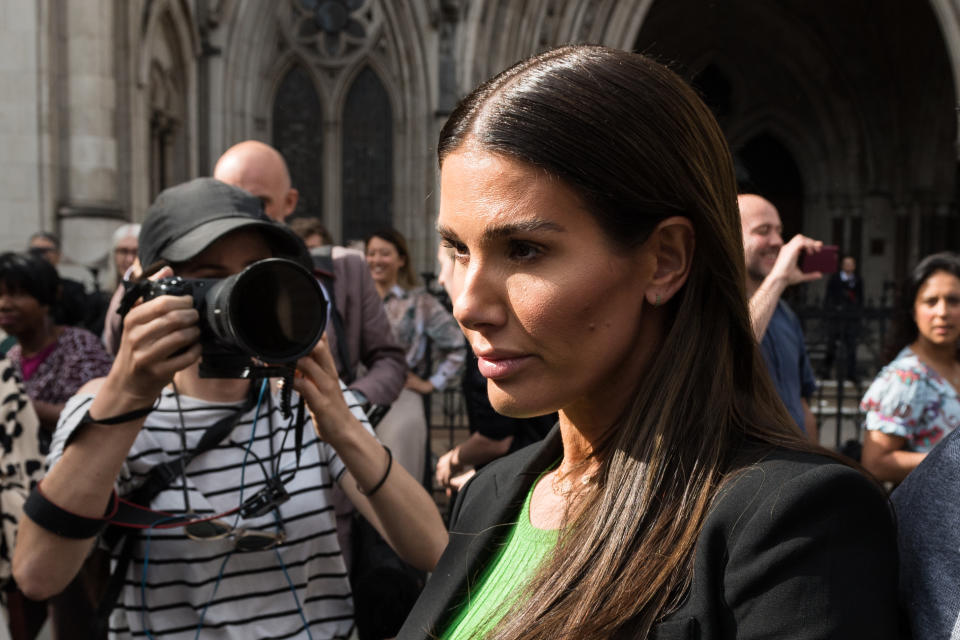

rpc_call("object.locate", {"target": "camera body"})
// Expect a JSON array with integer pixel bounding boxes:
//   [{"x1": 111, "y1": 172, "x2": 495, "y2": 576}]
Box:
[{"x1": 137, "y1": 258, "x2": 327, "y2": 378}]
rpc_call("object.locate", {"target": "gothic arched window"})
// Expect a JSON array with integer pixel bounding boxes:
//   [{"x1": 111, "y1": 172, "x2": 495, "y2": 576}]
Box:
[
  {"x1": 341, "y1": 66, "x2": 392, "y2": 242},
  {"x1": 272, "y1": 64, "x2": 324, "y2": 217}
]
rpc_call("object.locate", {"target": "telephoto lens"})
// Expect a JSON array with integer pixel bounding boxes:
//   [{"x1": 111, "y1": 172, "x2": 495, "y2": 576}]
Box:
[{"x1": 202, "y1": 257, "x2": 327, "y2": 364}]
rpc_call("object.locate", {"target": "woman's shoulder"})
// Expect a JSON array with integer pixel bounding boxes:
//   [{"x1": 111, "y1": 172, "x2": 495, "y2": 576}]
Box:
[
  {"x1": 861, "y1": 347, "x2": 935, "y2": 405},
  {"x1": 710, "y1": 446, "x2": 888, "y2": 535},
  {"x1": 872, "y1": 347, "x2": 927, "y2": 384}
]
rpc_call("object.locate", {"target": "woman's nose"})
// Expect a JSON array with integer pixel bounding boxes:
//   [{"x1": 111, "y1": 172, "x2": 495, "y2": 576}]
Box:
[{"x1": 453, "y1": 261, "x2": 505, "y2": 332}]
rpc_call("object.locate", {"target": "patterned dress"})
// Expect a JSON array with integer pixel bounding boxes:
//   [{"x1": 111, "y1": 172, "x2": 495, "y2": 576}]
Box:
[
  {"x1": 0, "y1": 359, "x2": 44, "y2": 586},
  {"x1": 7, "y1": 326, "x2": 112, "y2": 451},
  {"x1": 860, "y1": 347, "x2": 960, "y2": 452}
]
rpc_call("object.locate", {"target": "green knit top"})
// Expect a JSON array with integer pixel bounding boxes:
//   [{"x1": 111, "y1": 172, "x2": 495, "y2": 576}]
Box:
[{"x1": 441, "y1": 478, "x2": 559, "y2": 640}]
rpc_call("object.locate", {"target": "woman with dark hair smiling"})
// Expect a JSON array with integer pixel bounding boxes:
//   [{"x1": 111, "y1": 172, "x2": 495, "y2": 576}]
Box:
[
  {"x1": 366, "y1": 228, "x2": 466, "y2": 478},
  {"x1": 397, "y1": 45, "x2": 900, "y2": 639}
]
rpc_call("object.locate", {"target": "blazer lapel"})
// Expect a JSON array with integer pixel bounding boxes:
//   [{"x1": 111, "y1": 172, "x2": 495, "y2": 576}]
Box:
[{"x1": 398, "y1": 427, "x2": 562, "y2": 639}]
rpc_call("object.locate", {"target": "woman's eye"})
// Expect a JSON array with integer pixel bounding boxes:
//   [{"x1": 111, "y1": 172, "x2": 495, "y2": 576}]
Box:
[
  {"x1": 441, "y1": 239, "x2": 469, "y2": 263},
  {"x1": 508, "y1": 240, "x2": 542, "y2": 262}
]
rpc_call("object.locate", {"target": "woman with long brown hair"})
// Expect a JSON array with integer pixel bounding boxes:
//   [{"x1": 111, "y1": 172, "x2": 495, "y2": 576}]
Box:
[{"x1": 397, "y1": 45, "x2": 899, "y2": 639}]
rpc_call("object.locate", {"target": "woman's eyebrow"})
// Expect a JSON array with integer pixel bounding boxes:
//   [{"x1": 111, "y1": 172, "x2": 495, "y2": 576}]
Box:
[{"x1": 436, "y1": 219, "x2": 565, "y2": 243}]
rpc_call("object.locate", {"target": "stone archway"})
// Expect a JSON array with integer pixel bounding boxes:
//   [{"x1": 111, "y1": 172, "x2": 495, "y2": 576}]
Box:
[
  {"x1": 131, "y1": 0, "x2": 200, "y2": 216},
  {"x1": 632, "y1": 0, "x2": 957, "y2": 293},
  {"x1": 214, "y1": 0, "x2": 435, "y2": 263}
]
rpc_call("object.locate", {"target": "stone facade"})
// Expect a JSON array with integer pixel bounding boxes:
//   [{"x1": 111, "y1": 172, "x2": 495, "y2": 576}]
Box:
[{"x1": 0, "y1": 0, "x2": 958, "y2": 298}]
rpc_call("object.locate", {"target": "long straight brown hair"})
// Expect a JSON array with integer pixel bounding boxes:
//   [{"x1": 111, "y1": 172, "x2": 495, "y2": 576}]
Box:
[{"x1": 438, "y1": 45, "x2": 816, "y2": 639}]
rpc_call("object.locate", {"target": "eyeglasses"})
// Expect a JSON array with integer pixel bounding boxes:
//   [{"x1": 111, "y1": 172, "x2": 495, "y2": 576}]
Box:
[{"x1": 184, "y1": 517, "x2": 286, "y2": 552}]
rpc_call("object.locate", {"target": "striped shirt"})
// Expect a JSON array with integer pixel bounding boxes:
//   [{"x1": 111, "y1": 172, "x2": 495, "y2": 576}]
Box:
[{"x1": 49, "y1": 382, "x2": 373, "y2": 639}]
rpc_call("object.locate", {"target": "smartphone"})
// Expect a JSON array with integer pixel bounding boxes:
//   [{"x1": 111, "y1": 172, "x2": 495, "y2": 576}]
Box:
[{"x1": 799, "y1": 244, "x2": 838, "y2": 274}]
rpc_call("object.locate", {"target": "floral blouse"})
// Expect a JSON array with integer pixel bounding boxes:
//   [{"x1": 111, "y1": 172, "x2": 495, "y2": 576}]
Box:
[
  {"x1": 383, "y1": 285, "x2": 466, "y2": 391},
  {"x1": 860, "y1": 347, "x2": 960, "y2": 453}
]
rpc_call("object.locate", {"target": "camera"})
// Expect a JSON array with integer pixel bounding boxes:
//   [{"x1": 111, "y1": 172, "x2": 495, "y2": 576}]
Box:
[{"x1": 134, "y1": 258, "x2": 327, "y2": 378}]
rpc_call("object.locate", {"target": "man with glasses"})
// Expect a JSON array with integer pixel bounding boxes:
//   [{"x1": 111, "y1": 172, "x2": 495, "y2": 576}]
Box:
[
  {"x1": 12, "y1": 179, "x2": 446, "y2": 639},
  {"x1": 27, "y1": 231, "x2": 91, "y2": 329}
]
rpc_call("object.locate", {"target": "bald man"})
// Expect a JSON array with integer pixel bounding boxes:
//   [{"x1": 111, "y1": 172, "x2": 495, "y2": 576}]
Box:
[
  {"x1": 214, "y1": 140, "x2": 406, "y2": 409},
  {"x1": 739, "y1": 194, "x2": 822, "y2": 443},
  {"x1": 213, "y1": 141, "x2": 299, "y2": 221}
]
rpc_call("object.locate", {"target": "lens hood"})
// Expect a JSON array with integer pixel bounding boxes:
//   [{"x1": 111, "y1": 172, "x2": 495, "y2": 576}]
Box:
[{"x1": 203, "y1": 258, "x2": 327, "y2": 364}]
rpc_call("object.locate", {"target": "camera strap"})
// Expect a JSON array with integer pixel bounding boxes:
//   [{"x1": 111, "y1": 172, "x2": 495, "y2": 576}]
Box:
[
  {"x1": 310, "y1": 249, "x2": 355, "y2": 384},
  {"x1": 95, "y1": 387, "x2": 259, "y2": 631}
]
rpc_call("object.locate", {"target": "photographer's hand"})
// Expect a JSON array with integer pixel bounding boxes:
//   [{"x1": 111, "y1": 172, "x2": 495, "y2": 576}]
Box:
[
  {"x1": 104, "y1": 266, "x2": 202, "y2": 409},
  {"x1": 292, "y1": 337, "x2": 358, "y2": 442},
  {"x1": 293, "y1": 339, "x2": 447, "y2": 571}
]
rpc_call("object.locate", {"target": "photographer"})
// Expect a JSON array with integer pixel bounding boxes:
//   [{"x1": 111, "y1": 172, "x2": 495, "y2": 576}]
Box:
[{"x1": 12, "y1": 178, "x2": 445, "y2": 639}]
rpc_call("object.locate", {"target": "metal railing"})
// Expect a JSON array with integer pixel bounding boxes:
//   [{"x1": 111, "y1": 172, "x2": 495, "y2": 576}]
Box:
[{"x1": 796, "y1": 305, "x2": 895, "y2": 450}]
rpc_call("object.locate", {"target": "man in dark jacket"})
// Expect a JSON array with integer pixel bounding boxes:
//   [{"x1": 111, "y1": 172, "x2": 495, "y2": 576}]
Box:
[{"x1": 822, "y1": 255, "x2": 864, "y2": 382}]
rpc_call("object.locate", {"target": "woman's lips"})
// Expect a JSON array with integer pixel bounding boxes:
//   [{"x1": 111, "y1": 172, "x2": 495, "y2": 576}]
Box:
[{"x1": 475, "y1": 353, "x2": 532, "y2": 380}]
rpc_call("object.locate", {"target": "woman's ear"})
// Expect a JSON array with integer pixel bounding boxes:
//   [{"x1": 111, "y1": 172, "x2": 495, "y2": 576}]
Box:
[{"x1": 643, "y1": 216, "x2": 694, "y2": 307}]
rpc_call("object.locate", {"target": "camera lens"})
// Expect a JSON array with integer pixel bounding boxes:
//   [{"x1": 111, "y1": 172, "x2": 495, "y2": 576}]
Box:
[{"x1": 204, "y1": 259, "x2": 326, "y2": 362}]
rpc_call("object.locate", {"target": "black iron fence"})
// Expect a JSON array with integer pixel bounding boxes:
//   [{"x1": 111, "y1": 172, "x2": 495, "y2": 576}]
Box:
[{"x1": 796, "y1": 305, "x2": 896, "y2": 450}]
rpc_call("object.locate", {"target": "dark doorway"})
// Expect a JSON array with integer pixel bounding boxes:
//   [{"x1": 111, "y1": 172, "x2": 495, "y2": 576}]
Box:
[{"x1": 735, "y1": 133, "x2": 805, "y2": 238}]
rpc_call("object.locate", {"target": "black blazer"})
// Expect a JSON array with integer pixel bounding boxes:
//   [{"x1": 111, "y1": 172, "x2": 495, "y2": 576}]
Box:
[{"x1": 398, "y1": 429, "x2": 902, "y2": 639}]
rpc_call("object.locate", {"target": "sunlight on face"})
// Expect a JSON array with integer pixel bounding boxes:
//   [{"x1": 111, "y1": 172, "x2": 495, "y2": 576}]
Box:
[{"x1": 437, "y1": 147, "x2": 658, "y2": 428}]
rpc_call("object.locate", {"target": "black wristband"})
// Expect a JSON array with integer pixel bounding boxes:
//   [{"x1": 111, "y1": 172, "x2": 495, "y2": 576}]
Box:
[
  {"x1": 24, "y1": 483, "x2": 119, "y2": 539},
  {"x1": 356, "y1": 445, "x2": 393, "y2": 497},
  {"x1": 79, "y1": 403, "x2": 156, "y2": 427}
]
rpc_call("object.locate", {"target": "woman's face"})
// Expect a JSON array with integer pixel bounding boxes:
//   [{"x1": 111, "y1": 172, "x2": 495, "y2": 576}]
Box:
[
  {"x1": 366, "y1": 236, "x2": 404, "y2": 287},
  {"x1": 438, "y1": 148, "x2": 659, "y2": 427},
  {"x1": 913, "y1": 270, "x2": 960, "y2": 349},
  {"x1": 0, "y1": 283, "x2": 48, "y2": 337}
]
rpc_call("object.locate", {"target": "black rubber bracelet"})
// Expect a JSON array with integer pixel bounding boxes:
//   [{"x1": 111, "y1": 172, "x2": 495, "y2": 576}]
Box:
[
  {"x1": 357, "y1": 445, "x2": 393, "y2": 497},
  {"x1": 79, "y1": 403, "x2": 156, "y2": 426},
  {"x1": 24, "y1": 483, "x2": 119, "y2": 539}
]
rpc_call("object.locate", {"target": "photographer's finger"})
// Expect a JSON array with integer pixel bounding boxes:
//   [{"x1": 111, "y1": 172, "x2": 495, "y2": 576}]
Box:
[
  {"x1": 309, "y1": 337, "x2": 340, "y2": 380},
  {"x1": 147, "y1": 266, "x2": 174, "y2": 282},
  {"x1": 295, "y1": 353, "x2": 335, "y2": 394},
  {"x1": 160, "y1": 341, "x2": 202, "y2": 375},
  {"x1": 143, "y1": 324, "x2": 202, "y2": 360},
  {"x1": 124, "y1": 306, "x2": 199, "y2": 352},
  {"x1": 124, "y1": 294, "x2": 196, "y2": 328}
]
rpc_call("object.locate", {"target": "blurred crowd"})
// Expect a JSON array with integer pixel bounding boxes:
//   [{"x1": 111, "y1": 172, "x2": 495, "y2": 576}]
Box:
[{"x1": 0, "y1": 130, "x2": 955, "y2": 640}]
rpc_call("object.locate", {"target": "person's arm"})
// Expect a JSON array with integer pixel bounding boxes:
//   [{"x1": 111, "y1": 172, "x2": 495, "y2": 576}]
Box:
[
  {"x1": 861, "y1": 431, "x2": 925, "y2": 483},
  {"x1": 749, "y1": 234, "x2": 823, "y2": 341},
  {"x1": 436, "y1": 432, "x2": 513, "y2": 488},
  {"x1": 30, "y1": 399, "x2": 65, "y2": 434},
  {"x1": 293, "y1": 339, "x2": 447, "y2": 572},
  {"x1": 412, "y1": 294, "x2": 466, "y2": 393},
  {"x1": 13, "y1": 286, "x2": 200, "y2": 600}
]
